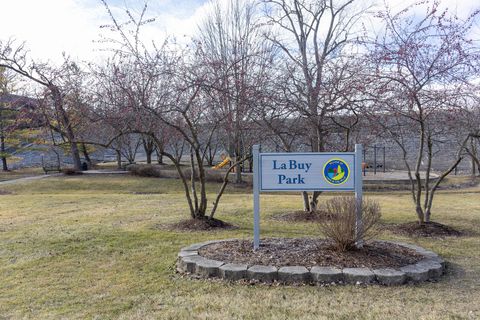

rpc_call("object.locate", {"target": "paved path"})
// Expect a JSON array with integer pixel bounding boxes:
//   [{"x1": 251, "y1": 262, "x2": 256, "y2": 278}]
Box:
[
  {"x1": 362, "y1": 170, "x2": 439, "y2": 181},
  {"x1": 0, "y1": 170, "x2": 128, "y2": 186},
  {"x1": 0, "y1": 168, "x2": 438, "y2": 186},
  {"x1": 0, "y1": 173, "x2": 62, "y2": 186},
  {"x1": 82, "y1": 170, "x2": 128, "y2": 175}
]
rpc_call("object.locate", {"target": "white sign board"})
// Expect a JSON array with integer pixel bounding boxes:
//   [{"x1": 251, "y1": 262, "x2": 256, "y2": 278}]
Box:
[
  {"x1": 252, "y1": 145, "x2": 363, "y2": 250},
  {"x1": 259, "y1": 153, "x2": 356, "y2": 191}
]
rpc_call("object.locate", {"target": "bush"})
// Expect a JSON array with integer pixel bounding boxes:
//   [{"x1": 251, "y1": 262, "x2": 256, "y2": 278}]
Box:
[
  {"x1": 204, "y1": 169, "x2": 226, "y2": 183},
  {"x1": 318, "y1": 196, "x2": 381, "y2": 251},
  {"x1": 128, "y1": 164, "x2": 229, "y2": 182},
  {"x1": 61, "y1": 168, "x2": 82, "y2": 175},
  {"x1": 127, "y1": 164, "x2": 252, "y2": 185},
  {"x1": 127, "y1": 164, "x2": 162, "y2": 177}
]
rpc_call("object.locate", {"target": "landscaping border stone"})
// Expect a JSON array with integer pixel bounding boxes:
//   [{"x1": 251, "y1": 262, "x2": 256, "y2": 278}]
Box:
[
  {"x1": 310, "y1": 266, "x2": 343, "y2": 283},
  {"x1": 399, "y1": 264, "x2": 430, "y2": 282},
  {"x1": 278, "y1": 266, "x2": 310, "y2": 283},
  {"x1": 195, "y1": 259, "x2": 224, "y2": 277},
  {"x1": 219, "y1": 263, "x2": 248, "y2": 281},
  {"x1": 177, "y1": 239, "x2": 445, "y2": 285},
  {"x1": 372, "y1": 268, "x2": 406, "y2": 285},
  {"x1": 343, "y1": 268, "x2": 375, "y2": 284},
  {"x1": 247, "y1": 265, "x2": 278, "y2": 282}
]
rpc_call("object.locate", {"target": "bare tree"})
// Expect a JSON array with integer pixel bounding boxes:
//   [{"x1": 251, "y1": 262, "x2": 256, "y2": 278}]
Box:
[
  {"x1": 197, "y1": 0, "x2": 274, "y2": 183},
  {"x1": 367, "y1": 1, "x2": 480, "y2": 223},
  {"x1": 0, "y1": 40, "x2": 86, "y2": 170},
  {"x1": 251, "y1": 64, "x2": 305, "y2": 152},
  {"x1": 261, "y1": 0, "x2": 369, "y2": 212},
  {"x1": 459, "y1": 93, "x2": 480, "y2": 176},
  {"x1": 98, "y1": 1, "x2": 254, "y2": 221},
  {"x1": 0, "y1": 67, "x2": 17, "y2": 171}
]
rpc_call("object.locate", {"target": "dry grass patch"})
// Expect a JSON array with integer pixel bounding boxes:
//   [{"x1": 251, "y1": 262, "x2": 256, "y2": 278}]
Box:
[
  {"x1": 0, "y1": 175, "x2": 479, "y2": 319},
  {"x1": 0, "y1": 167, "x2": 43, "y2": 182}
]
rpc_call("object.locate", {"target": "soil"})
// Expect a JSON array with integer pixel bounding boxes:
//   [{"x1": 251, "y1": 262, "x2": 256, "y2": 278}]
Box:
[
  {"x1": 0, "y1": 189, "x2": 13, "y2": 195},
  {"x1": 160, "y1": 217, "x2": 237, "y2": 231},
  {"x1": 199, "y1": 238, "x2": 423, "y2": 268},
  {"x1": 271, "y1": 210, "x2": 330, "y2": 222},
  {"x1": 384, "y1": 221, "x2": 464, "y2": 237}
]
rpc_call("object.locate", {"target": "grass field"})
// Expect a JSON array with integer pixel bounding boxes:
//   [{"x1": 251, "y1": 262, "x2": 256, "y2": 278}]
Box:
[
  {"x1": 0, "y1": 167, "x2": 44, "y2": 182},
  {"x1": 0, "y1": 175, "x2": 479, "y2": 319}
]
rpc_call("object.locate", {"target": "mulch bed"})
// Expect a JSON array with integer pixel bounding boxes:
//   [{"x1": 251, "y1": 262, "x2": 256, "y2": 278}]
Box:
[
  {"x1": 199, "y1": 238, "x2": 423, "y2": 268},
  {"x1": 384, "y1": 221, "x2": 464, "y2": 237},
  {"x1": 158, "y1": 217, "x2": 238, "y2": 231},
  {"x1": 271, "y1": 210, "x2": 330, "y2": 222}
]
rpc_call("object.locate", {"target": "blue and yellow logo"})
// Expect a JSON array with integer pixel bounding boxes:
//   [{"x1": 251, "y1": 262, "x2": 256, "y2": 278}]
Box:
[{"x1": 323, "y1": 159, "x2": 350, "y2": 185}]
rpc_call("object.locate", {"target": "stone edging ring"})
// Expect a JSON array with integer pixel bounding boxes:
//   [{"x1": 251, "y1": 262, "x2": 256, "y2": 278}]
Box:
[{"x1": 176, "y1": 239, "x2": 445, "y2": 285}]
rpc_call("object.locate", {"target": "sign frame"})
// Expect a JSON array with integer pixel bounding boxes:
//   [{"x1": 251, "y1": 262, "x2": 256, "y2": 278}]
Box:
[
  {"x1": 259, "y1": 152, "x2": 356, "y2": 192},
  {"x1": 252, "y1": 144, "x2": 363, "y2": 250}
]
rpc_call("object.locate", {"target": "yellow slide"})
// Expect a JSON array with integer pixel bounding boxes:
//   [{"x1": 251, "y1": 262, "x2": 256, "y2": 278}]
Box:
[{"x1": 212, "y1": 156, "x2": 231, "y2": 169}]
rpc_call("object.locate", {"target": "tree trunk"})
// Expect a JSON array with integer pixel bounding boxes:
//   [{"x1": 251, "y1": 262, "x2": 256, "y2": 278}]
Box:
[
  {"x1": 231, "y1": 141, "x2": 242, "y2": 184},
  {"x1": 81, "y1": 143, "x2": 91, "y2": 167},
  {"x1": 1, "y1": 134, "x2": 7, "y2": 171},
  {"x1": 416, "y1": 206, "x2": 425, "y2": 224},
  {"x1": 51, "y1": 86, "x2": 82, "y2": 171},
  {"x1": 423, "y1": 136, "x2": 433, "y2": 216},
  {"x1": 234, "y1": 139, "x2": 242, "y2": 184},
  {"x1": 190, "y1": 148, "x2": 199, "y2": 217},
  {"x1": 160, "y1": 149, "x2": 195, "y2": 218},
  {"x1": 309, "y1": 191, "x2": 322, "y2": 212},
  {"x1": 69, "y1": 141, "x2": 82, "y2": 171},
  {"x1": 302, "y1": 191, "x2": 310, "y2": 212},
  {"x1": 235, "y1": 154, "x2": 242, "y2": 183},
  {"x1": 471, "y1": 138, "x2": 478, "y2": 176},
  {"x1": 413, "y1": 118, "x2": 426, "y2": 223},
  {"x1": 301, "y1": 124, "x2": 324, "y2": 213},
  {"x1": 154, "y1": 142, "x2": 164, "y2": 164},
  {"x1": 206, "y1": 144, "x2": 218, "y2": 166},
  {"x1": 473, "y1": 157, "x2": 477, "y2": 176},
  {"x1": 424, "y1": 145, "x2": 465, "y2": 224},
  {"x1": 424, "y1": 208, "x2": 431, "y2": 223},
  {"x1": 210, "y1": 156, "x2": 251, "y2": 219},
  {"x1": 142, "y1": 137, "x2": 155, "y2": 164},
  {"x1": 157, "y1": 151, "x2": 163, "y2": 164},
  {"x1": 197, "y1": 151, "x2": 208, "y2": 216},
  {"x1": 174, "y1": 141, "x2": 185, "y2": 163},
  {"x1": 146, "y1": 151, "x2": 152, "y2": 164},
  {"x1": 116, "y1": 150, "x2": 122, "y2": 169}
]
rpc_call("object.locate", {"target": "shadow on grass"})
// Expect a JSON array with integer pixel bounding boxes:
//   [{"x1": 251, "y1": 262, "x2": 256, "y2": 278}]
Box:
[{"x1": 443, "y1": 262, "x2": 467, "y2": 281}]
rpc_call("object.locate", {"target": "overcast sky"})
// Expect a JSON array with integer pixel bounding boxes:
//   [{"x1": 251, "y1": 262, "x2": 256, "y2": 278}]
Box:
[{"x1": 0, "y1": 0, "x2": 477, "y2": 63}]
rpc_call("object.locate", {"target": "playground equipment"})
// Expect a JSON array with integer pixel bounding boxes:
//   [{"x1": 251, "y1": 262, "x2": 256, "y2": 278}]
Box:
[
  {"x1": 362, "y1": 144, "x2": 386, "y2": 176},
  {"x1": 212, "y1": 154, "x2": 231, "y2": 170}
]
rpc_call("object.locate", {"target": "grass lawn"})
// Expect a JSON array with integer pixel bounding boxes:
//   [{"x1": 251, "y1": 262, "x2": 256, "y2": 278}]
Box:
[
  {"x1": 0, "y1": 167, "x2": 44, "y2": 182},
  {"x1": 0, "y1": 175, "x2": 479, "y2": 319}
]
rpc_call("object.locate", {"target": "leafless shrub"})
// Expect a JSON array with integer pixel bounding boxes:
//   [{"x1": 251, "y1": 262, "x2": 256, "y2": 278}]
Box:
[
  {"x1": 127, "y1": 164, "x2": 162, "y2": 177},
  {"x1": 61, "y1": 168, "x2": 82, "y2": 175},
  {"x1": 203, "y1": 169, "x2": 227, "y2": 183},
  {"x1": 319, "y1": 196, "x2": 381, "y2": 252},
  {"x1": 127, "y1": 164, "x2": 225, "y2": 183}
]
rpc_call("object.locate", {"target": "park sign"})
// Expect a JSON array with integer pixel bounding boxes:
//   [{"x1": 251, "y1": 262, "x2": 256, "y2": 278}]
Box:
[
  {"x1": 259, "y1": 153, "x2": 356, "y2": 191},
  {"x1": 252, "y1": 144, "x2": 363, "y2": 250}
]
